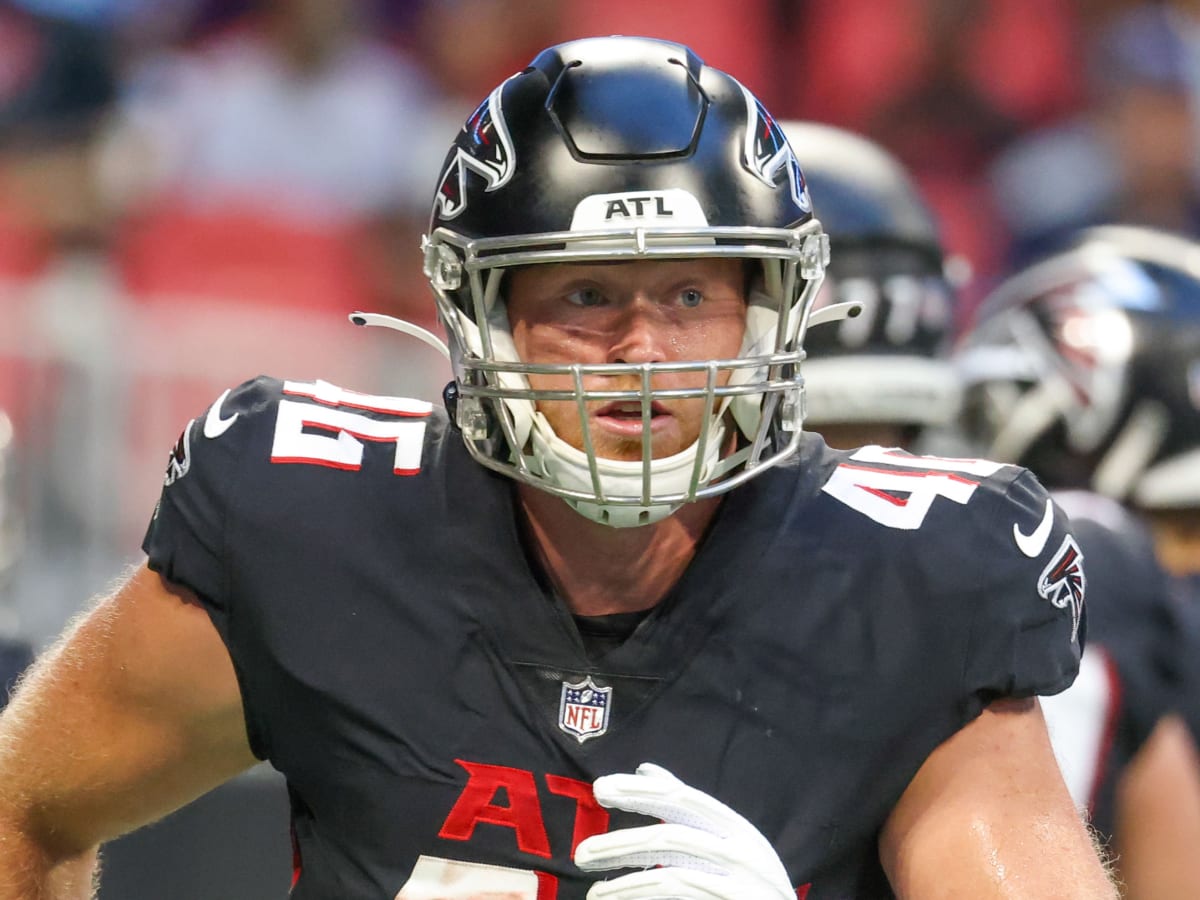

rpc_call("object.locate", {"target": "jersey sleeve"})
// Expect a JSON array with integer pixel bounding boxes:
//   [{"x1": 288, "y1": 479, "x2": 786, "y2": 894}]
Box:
[
  {"x1": 961, "y1": 469, "x2": 1085, "y2": 702},
  {"x1": 142, "y1": 376, "x2": 277, "y2": 633}
]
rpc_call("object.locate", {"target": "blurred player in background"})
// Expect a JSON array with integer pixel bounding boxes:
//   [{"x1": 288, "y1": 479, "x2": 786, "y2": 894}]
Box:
[
  {"x1": 780, "y1": 120, "x2": 961, "y2": 452},
  {"x1": 955, "y1": 224, "x2": 1200, "y2": 898}
]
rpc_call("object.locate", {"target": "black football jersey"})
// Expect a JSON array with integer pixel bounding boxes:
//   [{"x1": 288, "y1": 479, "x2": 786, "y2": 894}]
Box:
[
  {"x1": 143, "y1": 376, "x2": 1084, "y2": 899},
  {"x1": 1040, "y1": 491, "x2": 1180, "y2": 841}
]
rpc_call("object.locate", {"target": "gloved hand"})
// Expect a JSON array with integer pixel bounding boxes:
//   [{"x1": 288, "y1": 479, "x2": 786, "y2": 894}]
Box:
[{"x1": 574, "y1": 762, "x2": 796, "y2": 899}]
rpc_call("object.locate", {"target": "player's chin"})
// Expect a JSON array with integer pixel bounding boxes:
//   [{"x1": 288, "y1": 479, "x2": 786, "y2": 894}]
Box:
[{"x1": 589, "y1": 428, "x2": 694, "y2": 463}]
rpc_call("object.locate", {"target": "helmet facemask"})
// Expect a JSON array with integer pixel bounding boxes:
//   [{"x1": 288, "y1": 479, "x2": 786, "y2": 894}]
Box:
[{"x1": 425, "y1": 224, "x2": 829, "y2": 526}]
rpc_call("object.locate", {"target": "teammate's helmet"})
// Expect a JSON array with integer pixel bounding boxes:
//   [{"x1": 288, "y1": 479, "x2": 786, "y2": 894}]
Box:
[
  {"x1": 955, "y1": 225, "x2": 1200, "y2": 509},
  {"x1": 779, "y1": 121, "x2": 959, "y2": 430},
  {"x1": 423, "y1": 36, "x2": 828, "y2": 526}
]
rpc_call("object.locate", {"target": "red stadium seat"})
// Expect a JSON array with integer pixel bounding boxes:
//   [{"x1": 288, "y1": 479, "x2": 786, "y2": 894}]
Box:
[{"x1": 115, "y1": 197, "x2": 375, "y2": 315}]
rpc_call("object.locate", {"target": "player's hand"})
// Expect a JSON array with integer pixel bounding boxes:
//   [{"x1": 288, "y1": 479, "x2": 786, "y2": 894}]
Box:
[{"x1": 574, "y1": 762, "x2": 795, "y2": 899}]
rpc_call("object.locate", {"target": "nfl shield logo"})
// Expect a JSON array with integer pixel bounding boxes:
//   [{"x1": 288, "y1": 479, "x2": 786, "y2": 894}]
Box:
[{"x1": 558, "y1": 676, "x2": 612, "y2": 743}]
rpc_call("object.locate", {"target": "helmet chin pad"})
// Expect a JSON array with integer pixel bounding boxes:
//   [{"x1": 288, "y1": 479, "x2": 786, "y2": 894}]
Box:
[{"x1": 529, "y1": 411, "x2": 727, "y2": 527}]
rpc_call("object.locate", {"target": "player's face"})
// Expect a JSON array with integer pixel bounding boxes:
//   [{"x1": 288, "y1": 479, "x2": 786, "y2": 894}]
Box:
[{"x1": 506, "y1": 258, "x2": 748, "y2": 461}]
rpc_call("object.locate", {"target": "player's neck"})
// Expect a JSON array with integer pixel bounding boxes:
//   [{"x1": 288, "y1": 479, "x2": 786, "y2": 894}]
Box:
[{"x1": 516, "y1": 484, "x2": 723, "y2": 617}]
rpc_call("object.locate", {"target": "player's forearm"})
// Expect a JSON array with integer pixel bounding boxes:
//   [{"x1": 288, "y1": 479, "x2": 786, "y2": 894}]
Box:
[{"x1": 0, "y1": 825, "x2": 99, "y2": 900}]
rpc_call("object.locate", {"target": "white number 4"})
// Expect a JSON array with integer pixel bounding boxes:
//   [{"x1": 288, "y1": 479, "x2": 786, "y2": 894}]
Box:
[
  {"x1": 270, "y1": 380, "x2": 432, "y2": 475},
  {"x1": 822, "y1": 445, "x2": 1008, "y2": 530}
]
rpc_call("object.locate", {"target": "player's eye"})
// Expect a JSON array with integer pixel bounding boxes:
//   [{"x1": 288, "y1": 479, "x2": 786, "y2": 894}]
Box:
[
  {"x1": 565, "y1": 286, "x2": 606, "y2": 308},
  {"x1": 679, "y1": 288, "x2": 704, "y2": 308}
]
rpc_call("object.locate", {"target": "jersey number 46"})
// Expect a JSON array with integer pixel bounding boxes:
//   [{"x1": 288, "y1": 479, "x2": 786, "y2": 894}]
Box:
[{"x1": 822, "y1": 446, "x2": 1008, "y2": 530}]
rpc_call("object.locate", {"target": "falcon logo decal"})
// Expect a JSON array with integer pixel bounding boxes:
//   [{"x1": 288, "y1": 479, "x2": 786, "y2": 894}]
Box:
[
  {"x1": 1038, "y1": 534, "x2": 1086, "y2": 643},
  {"x1": 434, "y1": 79, "x2": 517, "y2": 220},
  {"x1": 163, "y1": 421, "x2": 194, "y2": 486},
  {"x1": 740, "y1": 84, "x2": 810, "y2": 213}
]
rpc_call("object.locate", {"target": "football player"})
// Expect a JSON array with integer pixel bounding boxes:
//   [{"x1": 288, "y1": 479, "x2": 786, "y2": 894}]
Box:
[
  {"x1": 0, "y1": 37, "x2": 1114, "y2": 899},
  {"x1": 778, "y1": 120, "x2": 961, "y2": 452},
  {"x1": 955, "y1": 224, "x2": 1200, "y2": 898}
]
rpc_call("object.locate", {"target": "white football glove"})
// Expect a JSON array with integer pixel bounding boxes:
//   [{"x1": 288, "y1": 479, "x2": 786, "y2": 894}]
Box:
[{"x1": 574, "y1": 762, "x2": 796, "y2": 900}]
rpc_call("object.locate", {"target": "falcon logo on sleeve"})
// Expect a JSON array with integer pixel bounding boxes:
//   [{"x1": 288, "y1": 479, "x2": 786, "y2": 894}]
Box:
[
  {"x1": 163, "y1": 421, "x2": 194, "y2": 486},
  {"x1": 1038, "y1": 535, "x2": 1086, "y2": 642}
]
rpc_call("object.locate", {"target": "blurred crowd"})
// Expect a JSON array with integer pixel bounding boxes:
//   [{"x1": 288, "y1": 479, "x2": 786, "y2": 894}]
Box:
[{"x1": 0, "y1": 0, "x2": 1199, "y2": 642}]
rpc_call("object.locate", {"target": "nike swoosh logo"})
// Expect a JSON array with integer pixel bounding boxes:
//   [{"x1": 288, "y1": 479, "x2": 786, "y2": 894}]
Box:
[
  {"x1": 203, "y1": 388, "x2": 239, "y2": 439},
  {"x1": 1013, "y1": 499, "x2": 1055, "y2": 558}
]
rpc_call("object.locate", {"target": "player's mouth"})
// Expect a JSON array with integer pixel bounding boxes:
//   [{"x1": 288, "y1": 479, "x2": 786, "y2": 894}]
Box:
[{"x1": 593, "y1": 401, "x2": 672, "y2": 436}]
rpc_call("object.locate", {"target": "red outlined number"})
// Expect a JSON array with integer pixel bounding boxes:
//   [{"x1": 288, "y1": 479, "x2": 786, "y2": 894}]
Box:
[
  {"x1": 270, "y1": 380, "x2": 432, "y2": 475},
  {"x1": 821, "y1": 445, "x2": 1008, "y2": 529}
]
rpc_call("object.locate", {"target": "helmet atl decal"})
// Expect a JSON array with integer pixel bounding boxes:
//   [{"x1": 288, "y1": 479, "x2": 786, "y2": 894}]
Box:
[
  {"x1": 1037, "y1": 534, "x2": 1086, "y2": 643},
  {"x1": 558, "y1": 676, "x2": 612, "y2": 743},
  {"x1": 435, "y1": 80, "x2": 517, "y2": 220},
  {"x1": 741, "y1": 85, "x2": 810, "y2": 213}
]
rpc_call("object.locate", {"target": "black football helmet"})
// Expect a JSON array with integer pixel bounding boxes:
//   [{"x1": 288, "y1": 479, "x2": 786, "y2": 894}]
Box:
[
  {"x1": 418, "y1": 36, "x2": 828, "y2": 526},
  {"x1": 955, "y1": 225, "x2": 1200, "y2": 509},
  {"x1": 780, "y1": 121, "x2": 959, "y2": 431}
]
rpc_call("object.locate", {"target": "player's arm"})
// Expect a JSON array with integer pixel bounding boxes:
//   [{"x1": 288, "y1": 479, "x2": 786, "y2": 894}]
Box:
[
  {"x1": 1112, "y1": 713, "x2": 1200, "y2": 900},
  {"x1": 879, "y1": 695, "x2": 1117, "y2": 899},
  {"x1": 0, "y1": 562, "x2": 258, "y2": 899}
]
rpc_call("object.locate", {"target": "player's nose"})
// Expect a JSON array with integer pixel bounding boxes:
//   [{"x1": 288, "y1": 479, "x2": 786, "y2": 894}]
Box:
[{"x1": 606, "y1": 298, "x2": 669, "y2": 365}]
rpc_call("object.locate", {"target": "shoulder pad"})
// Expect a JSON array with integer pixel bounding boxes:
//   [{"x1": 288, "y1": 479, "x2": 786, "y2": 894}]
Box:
[
  {"x1": 817, "y1": 445, "x2": 1084, "y2": 697},
  {"x1": 145, "y1": 376, "x2": 438, "y2": 602}
]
